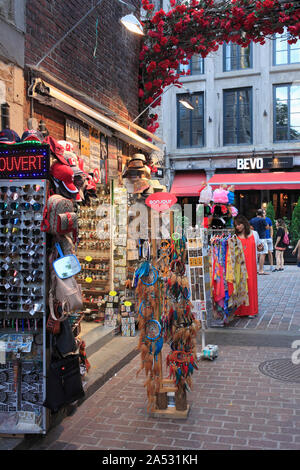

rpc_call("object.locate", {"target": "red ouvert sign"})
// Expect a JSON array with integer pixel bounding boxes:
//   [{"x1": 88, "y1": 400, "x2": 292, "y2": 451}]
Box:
[{"x1": 145, "y1": 192, "x2": 177, "y2": 212}]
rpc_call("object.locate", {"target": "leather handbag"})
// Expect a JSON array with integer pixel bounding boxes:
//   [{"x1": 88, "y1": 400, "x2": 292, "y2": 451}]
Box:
[
  {"x1": 54, "y1": 318, "x2": 77, "y2": 356},
  {"x1": 50, "y1": 268, "x2": 83, "y2": 313}
]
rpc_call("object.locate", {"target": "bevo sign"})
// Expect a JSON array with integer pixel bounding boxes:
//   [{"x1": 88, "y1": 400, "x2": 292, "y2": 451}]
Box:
[
  {"x1": 236, "y1": 157, "x2": 263, "y2": 170},
  {"x1": 145, "y1": 192, "x2": 177, "y2": 212}
]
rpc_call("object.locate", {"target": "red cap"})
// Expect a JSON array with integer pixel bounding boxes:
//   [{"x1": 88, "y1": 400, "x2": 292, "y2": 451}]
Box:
[
  {"x1": 44, "y1": 136, "x2": 69, "y2": 165},
  {"x1": 50, "y1": 162, "x2": 79, "y2": 194}
]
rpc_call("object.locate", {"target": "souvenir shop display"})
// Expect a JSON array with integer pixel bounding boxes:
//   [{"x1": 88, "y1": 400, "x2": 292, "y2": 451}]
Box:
[
  {"x1": 208, "y1": 231, "x2": 249, "y2": 326},
  {"x1": 76, "y1": 185, "x2": 111, "y2": 325},
  {"x1": 186, "y1": 228, "x2": 212, "y2": 348},
  {"x1": 198, "y1": 184, "x2": 238, "y2": 230},
  {"x1": 133, "y1": 215, "x2": 201, "y2": 417},
  {"x1": 0, "y1": 133, "x2": 49, "y2": 434}
]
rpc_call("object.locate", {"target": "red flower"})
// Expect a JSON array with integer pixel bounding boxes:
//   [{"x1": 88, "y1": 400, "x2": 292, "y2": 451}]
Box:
[
  {"x1": 138, "y1": 89, "x2": 144, "y2": 98},
  {"x1": 153, "y1": 43, "x2": 161, "y2": 53},
  {"x1": 145, "y1": 82, "x2": 153, "y2": 91}
]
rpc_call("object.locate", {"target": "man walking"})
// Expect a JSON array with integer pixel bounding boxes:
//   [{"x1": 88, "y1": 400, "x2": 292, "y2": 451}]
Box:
[
  {"x1": 263, "y1": 209, "x2": 275, "y2": 272},
  {"x1": 250, "y1": 209, "x2": 270, "y2": 275}
]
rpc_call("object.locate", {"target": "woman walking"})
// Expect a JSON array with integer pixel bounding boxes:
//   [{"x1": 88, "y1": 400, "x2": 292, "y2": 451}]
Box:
[{"x1": 274, "y1": 219, "x2": 289, "y2": 271}]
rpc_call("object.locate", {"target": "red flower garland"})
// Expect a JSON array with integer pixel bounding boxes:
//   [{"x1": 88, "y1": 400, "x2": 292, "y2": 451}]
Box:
[{"x1": 139, "y1": 0, "x2": 300, "y2": 133}]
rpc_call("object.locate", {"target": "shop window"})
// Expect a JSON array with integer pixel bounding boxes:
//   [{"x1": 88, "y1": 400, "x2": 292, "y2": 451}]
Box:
[
  {"x1": 223, "y1": 87, "x2": 252, "y2": 145},
  {"x1": 273, "y1": 31, "x2": 300, "y2": 65},
  {"x1": 179, "y1": 54, "x2": 204, "y2": 75},
  {"x1": 274, "y1": 84, "x2": 300, "y2": 142},
  {"x1": 223, "y1": 42, "x2": 252, "y2": 71},
  {"x1": 177, "y1": 92, "x2": 204, "y2": 148}
]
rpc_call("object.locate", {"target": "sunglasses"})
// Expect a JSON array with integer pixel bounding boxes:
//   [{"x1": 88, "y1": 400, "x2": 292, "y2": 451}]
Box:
[
  {"x1": 0, "y1": 302, "x2": 20, "y2": 311},
  {"x1": 23, "y1": 184, "x2": 44, "y2": 194},
  {"x1": 22, "y1": 287, "x2": 42, "y2": 296},
  {"x1": 0, "y1": 227, "x2": 20, "y2": 235},
  {"x1": 8, "y1": 201, "x2": 42, "y2": 212},
  {"x1": 23, "y1": 220, "x2": 41, "y2": 227},
  {"x1": 0, "y1": 217, "x2": 21, "y2": 226},
  {"x1": 21, "y1": 228, "x2": 41, "y2": 236},
  {"x1": 0, "y1": 243, "x2": 19, "y2": 254}
]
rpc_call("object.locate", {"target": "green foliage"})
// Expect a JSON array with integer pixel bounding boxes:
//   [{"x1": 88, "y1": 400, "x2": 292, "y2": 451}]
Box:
[{"x1": 290, "y1": 197, "x2": 300, "y2": 247}]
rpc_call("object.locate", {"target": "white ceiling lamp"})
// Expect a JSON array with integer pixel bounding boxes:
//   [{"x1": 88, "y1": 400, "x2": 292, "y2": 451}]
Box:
[{"x1": 120, "y1": 13, "x2": 144, "y2": 35}]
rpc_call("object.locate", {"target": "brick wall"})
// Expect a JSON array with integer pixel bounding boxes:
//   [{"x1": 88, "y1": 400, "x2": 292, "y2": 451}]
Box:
[{"x1": 25, "y1": 0, "x2": 141, "y2": 126}]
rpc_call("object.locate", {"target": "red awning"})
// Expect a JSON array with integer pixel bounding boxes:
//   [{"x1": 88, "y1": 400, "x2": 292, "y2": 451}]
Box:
[
  {"x1": 170, "y1": 171, "x2": 206, "y2": 197},
  {"x1": 208, "y1": 172, "x2": 300, "y2": 190}
]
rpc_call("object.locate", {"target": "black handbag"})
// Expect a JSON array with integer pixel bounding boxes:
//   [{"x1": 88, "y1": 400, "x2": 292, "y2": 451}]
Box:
[
  {"x1": 54, "y1": 317, "x2": 77, "y2": 356},
  {"x1": 43, "y1": 353, "x2": 85, "y2": 412}
]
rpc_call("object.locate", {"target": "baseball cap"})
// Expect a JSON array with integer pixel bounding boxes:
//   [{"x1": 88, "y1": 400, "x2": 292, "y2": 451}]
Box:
[
  {"x1": 21, "y1": 129, "x2": 44, "y2": 142},
  {"x1": 44, "y1": 136, "x2": 69, "y2": 165},
  {"x1": 0, "y1": 129, "x2": 21, "y2": 144},
  {"x1": 50, "y1": 162, "x2": 79, "y2": 195}
]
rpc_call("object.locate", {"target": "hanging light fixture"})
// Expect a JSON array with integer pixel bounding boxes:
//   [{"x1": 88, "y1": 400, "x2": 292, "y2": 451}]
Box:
[
  {"x1": 179, "y1": 93, "x2": 194, "y2": 110},
  {"x1": 120, "y1": 13, "x2": 144, "y2": 35}
]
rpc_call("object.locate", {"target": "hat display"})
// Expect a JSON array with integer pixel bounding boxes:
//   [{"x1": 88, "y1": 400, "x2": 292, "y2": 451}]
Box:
[
  {"x1": 21, "y1": 129, "x2": 44, "y2": 142},
  {"x1": 44, "y1": 136, "x2": 69, "y2": 166},
  {"x1": 0, "y1": 129, "x2": 21, "y2": 144},
  {"x1": 132, "y1": 153, "x2": 146, "y2": 162},
  {"x1": 50, "y1": 162, "x2": 79, "y2": 195}
]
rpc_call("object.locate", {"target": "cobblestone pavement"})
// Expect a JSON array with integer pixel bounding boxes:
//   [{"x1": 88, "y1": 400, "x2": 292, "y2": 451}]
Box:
[
  {"x1": 17, "y1": 266, "x2": 300, "y2": 451},
  {"x1": 230, "y1": 265, "x2": 300, "y2": 331},
  {"x1": 29, "y1": 345, "x2": 300, "y2": 451}
]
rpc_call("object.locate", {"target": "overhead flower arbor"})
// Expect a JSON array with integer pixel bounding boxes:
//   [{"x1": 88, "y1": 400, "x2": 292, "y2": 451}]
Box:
[{"x1": 139, "y1": 0, "x2": 300, "y2": 133}]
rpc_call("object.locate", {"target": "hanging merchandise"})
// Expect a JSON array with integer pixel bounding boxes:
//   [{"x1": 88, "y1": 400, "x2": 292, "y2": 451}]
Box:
[
  {"x1": 134, "y1": 226, "x2": 201, "y2": 416},
  {"x1": 209, "y1": 232, "x2": 249, "y2": 326}
]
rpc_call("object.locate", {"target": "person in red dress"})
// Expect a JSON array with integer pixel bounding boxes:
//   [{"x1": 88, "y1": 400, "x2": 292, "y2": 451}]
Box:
[{"x1": 233, "y1": 215, "x2": 262, "y2": 318}]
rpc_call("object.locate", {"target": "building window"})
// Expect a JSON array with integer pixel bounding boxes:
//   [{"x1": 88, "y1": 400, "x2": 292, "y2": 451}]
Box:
[
  {"x1": 223, "y1": 42, "x2": 252, "y2": 71},
  {"x1": 273, "y1": 32, "x2": 300, "y2": 65},
  {"x1": 179, "y1": 55, "x2": 204, "y2": 75},
  {"x1": 274, "y1": 84, "x2": 300, "y2": 141},
  {"x1": 177, "y1": 92, "x2": 204, "y2": 148},
  {"x1": 223, "y1": 87, "x2": 252, "y2": 145}
]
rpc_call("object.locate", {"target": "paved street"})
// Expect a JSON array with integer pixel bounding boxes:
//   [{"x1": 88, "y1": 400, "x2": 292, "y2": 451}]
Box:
[
  {"x1": 230, "y1": 265, "x2": 300, "y2": 331},
  {"x1": 26, "y1": 266, "x2": 300, "y2": 451}
]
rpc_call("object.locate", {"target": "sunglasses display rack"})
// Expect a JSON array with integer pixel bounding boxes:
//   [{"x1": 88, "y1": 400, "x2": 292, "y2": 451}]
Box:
[
  {"x1": 0, "y1": 180, "x2": 47, "y2": 434},
  {"x1": 76, "y1": 186, "x2": 111, "y2": 324}
]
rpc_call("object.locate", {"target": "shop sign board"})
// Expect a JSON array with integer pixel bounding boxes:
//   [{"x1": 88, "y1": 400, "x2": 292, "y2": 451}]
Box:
[
  {"x1": 0, "y1": 143, "x2": 49, "y2": 179},
  {"x1": 145, "y1": 192, "x2": 177, "y2": 212},
  {"x1": 236, "y1": 156, "x2": 294, "y2": 170}
]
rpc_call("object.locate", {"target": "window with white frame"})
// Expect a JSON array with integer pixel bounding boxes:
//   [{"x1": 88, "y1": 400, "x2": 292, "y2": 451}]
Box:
[
  {"x1": 273, "y1": 31, "x2": 300, "y2": 65},
  {"x1": 223, "y1": 42, "x2": 252, "y2": 71},
  {"x1": 223, "y1": 87, "x2": 252, "y2": 145},
  {"x1": 179, "y1": 54, "x2": 204, "y2": 75},
  {"x1": 177, "y1": 92, "x2": 204, "y2": 148},
  {"x1": 274, "y1": 84, "x2": 300, "y2": 141}
]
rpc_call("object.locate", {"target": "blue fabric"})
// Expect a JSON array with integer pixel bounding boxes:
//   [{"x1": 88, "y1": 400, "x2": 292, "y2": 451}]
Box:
[{"x1": 265, "y1": 217, "x2": 272, "y2": 238}]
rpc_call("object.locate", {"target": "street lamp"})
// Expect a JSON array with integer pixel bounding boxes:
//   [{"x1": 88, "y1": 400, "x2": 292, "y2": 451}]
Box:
[
  {"x1": 120, "y1": 13, "x2": 144, "y2": 35},
  {"x1": 133, "y1": 84, "x2": 194, "y2": 124}
]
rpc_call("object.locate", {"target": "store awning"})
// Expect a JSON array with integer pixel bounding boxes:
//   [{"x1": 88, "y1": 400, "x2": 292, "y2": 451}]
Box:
[
  {"x1": 208, "y1": 172, "x2": 300, "y2": 190},
  {"x1": 170, "y1": 171, "x2": 206, "y2": 197}
]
